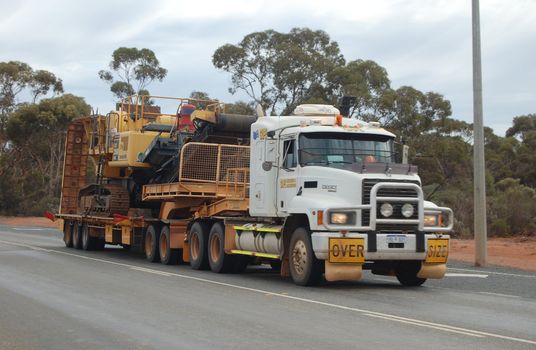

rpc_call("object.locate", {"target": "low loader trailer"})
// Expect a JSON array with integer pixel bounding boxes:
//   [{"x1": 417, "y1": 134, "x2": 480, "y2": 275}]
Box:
[{"x1": 55, "y1": 96, "x2": 453, "y2": 286}]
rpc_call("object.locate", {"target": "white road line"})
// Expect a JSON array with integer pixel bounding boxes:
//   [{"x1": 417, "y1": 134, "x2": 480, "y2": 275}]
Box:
[
  {"x1": 363, "y1": 314, "x2": 484, "y2": 337},
  {"x1": 370, "y1": 277, "x2": 397, "y2": 283},
  {"x1": 479, "y1": 292, "x2": 521, "y2": 299},
  {"x1": 445, "y1": 273, "x2": 488, "y2": 278},
  {"x1": 130, "y1": 266, "x2": 174, "y2": 277},
  {"x1": 449, "y1": 267, "x2": 535, "y2": 279},
  {"x1": 1, "y1": 238, "x2": 535, "y2": 346},
  {"x1": 11, "y1": 227, "x2": 47, "y2": 231}
]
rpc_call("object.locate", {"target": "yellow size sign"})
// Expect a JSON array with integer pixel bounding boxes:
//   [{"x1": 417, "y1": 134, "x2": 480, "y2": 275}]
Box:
[
  {"x1": 329, "y1": 238, "x2": 365, "y2": 264},
  {"x1": 425, "y1": 238, "x2": 449, "y2": 263}
]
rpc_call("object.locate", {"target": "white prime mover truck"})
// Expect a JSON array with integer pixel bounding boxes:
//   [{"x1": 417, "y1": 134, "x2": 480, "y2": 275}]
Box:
[{"x1": 57, "y1": 98, "x2": 453, "y2": 287}]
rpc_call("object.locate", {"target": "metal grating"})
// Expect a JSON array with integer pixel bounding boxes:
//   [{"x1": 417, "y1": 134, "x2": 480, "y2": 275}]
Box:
[{"x1": 179, "y1": 143, "x2": 250, "y2": 184}]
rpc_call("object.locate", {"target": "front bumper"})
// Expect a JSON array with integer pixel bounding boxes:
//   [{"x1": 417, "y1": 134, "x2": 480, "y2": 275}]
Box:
[{"x1": 311, "y1": 231, "x2": 449, "y2": 261}]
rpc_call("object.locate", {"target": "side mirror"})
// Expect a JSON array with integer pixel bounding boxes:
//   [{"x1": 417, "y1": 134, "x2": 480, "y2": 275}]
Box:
[
  {"x1": 262, "y1": 161, "x2": 273, "y2": 171},
  {"x1": 267, "y1": 130, "x2": 276, "y2": 138}
]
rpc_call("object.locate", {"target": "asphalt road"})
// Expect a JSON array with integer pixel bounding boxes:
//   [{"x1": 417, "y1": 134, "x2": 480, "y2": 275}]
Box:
[{"x1": 0, "y1": 224, "x2": 535, "y2": 350}]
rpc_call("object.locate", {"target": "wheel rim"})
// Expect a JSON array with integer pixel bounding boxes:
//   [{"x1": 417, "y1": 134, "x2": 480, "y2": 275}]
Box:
[
  {"x1": 160, "y1": 233, "x2": 168, "y2": 260},
  {"x1": 191, "y1": 233, "x2": 200, "y2": 261},
  {"x1": 210, "y1": 234, "x2": 221, "y2": 263},
  {"x1": 145, "y1": 233, "x2": 153, "y2": 256},
  {"x1": 292, "y1": 239, "x2": 307, "y2": 275}
]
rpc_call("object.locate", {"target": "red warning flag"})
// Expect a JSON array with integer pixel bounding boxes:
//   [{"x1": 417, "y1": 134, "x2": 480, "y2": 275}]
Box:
[
  {"x1": 113, "y1": 213, "x2": 129, "y2": 223},
  {"x1": 44, "y1": 211, "x2": 56, "y2": 222}
]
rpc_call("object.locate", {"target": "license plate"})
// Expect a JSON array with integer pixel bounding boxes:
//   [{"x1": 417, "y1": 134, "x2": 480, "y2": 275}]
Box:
[
  {"x1": 386, "y1": 234, "x2": 406, "y2": 244},
  {"x1": 329, "y1": 238, "x2": 365, "y2": 264},
  {"x1": 425, "y1": 238, "x2": 449, "y2": 263}
]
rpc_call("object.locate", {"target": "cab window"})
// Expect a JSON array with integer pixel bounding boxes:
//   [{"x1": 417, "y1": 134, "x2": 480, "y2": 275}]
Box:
[{"x1": 282, "y1": 139, "x2": 297, "y2": 168}]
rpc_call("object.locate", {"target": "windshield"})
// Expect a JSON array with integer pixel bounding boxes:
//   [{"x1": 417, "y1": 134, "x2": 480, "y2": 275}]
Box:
[{"x1": 299, "y1": 132, "x2": 395, "y2": 167}]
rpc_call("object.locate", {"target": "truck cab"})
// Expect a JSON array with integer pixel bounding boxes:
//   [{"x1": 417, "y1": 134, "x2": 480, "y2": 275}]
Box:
[{"x1": 249, "y1": 104, "x2": 453, "y2": 285}]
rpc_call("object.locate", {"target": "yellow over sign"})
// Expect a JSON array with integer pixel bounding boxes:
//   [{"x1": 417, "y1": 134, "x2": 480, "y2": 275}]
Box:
[{"x1": 329, "y1": 238, "x2": 365, "y2": 264}]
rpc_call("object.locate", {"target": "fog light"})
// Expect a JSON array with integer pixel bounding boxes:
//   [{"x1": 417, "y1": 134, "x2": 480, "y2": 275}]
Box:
[
  {"x1": 330, "y1": 212, "x2": 348, "y2": 224},
  {"x1": 380, "y1": 203, "x2": 393, "y2": 217},
  {"x1": 401, "y1": 203, "x2": 414, "y2": 218}
]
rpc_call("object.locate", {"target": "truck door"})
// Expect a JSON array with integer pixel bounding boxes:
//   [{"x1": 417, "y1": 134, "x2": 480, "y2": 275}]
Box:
[
  {"x1": 277, "y1": 137, "x2": 298, "y2": 215},
  {"x1": 249, "y1": 136, "x2": 278, "y2": 217}
]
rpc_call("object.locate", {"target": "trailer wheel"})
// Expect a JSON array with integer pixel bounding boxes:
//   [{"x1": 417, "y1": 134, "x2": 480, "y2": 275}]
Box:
[
  {"x1": 395, "y1": 261, "x2": 426, "y2": 287},
  {"x1": 145, "y1": 224, "x2": 160, "y2": 263},
  {"x1": 82, "y1": 223, "x2": 94, "y2": 251},
  {"x1": 189, "y1": 221, "x2": 210, "y2": 270},
  {"x1": 63, "y1": 221, "x2": 74, "y2": 248},
  {"x1": 289, "y1": 227, "x2": 322, "y2": 286},
  {"x1": 159, "y1": 225, "x2": 179, "y2": 265},
  {"x1": 73, "y1": 222, "x2": 83, "y2": 250},
  {"x1": 208, "y1": 222, "x2": 234, "y2": 273}
]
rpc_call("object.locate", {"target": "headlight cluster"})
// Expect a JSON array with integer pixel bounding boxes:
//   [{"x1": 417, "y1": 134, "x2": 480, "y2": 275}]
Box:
[
  {"x1": 329, "y1": 212, "x2": 356, "y2": 225},
  {"x1": 379, "y1": 203, "x2": 415, "y2": 218},
  {"x1": 424, "y1": 214, "x2": 444, "y2": 227}
]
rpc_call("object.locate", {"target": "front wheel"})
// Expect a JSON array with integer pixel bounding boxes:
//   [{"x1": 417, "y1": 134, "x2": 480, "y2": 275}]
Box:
[
  {"x1": 289, "y1": 227, "x2": 322, "y2": 286},
  {"x1": 395, "y1": 261, "x2": 427, "y2": 287}
]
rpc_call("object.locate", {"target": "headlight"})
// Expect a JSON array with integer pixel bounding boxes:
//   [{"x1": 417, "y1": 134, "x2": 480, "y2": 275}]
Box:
[
  {"x1": 424, "y1": 214, "x2": 439, "y2": 226},
  {"x1": 401, "y1": 203, "x2": 414, "y2": 218},
  {"x1": 329, "y1": 212, "x2": 356, "y2": 225},
  {"x1": 380, "y1": 203, "x2": 393, "y2": 217}
]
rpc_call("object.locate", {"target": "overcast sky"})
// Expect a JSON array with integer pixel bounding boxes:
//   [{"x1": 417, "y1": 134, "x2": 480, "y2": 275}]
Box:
[{"x1": 1, "y1": 0, "x2": 535, "y2": 135}]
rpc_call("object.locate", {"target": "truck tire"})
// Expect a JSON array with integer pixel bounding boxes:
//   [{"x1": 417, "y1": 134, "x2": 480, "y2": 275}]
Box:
[
  {"x1": 73, "y1": 222, "x2": 83, "y2": 250},
  {"x1": 189, "y1": 221, "x2": 210, "y2": 270},
  {"x1": 82, "y1": 223, "x2": 93, "y2": 251},
  {"x1": 145, "y1": 224, "x2": 160, "y2": 263},
  {"x1": 208, "y1": 222, "x2": 234, "y2": 273},
  {"x1": 64, "y1": 221, "x2": 74, "y2": 248},
  {"x1": 159, "y1": 225, "x2": 179, "y2": 265},
  {"x1": 289, "y1": 227, "x2": 322, "y2": 286},
  {"x1": 395, "y1": 261, "x2": 427, "y2": 287}
]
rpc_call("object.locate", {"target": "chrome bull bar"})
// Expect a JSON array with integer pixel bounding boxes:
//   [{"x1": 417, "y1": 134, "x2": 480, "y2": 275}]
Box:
[{"x1": 323, "y1": 182, "x2": 454, "y2": 232}]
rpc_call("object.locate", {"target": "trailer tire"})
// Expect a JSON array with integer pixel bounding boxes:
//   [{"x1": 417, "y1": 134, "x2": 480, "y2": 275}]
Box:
[
  {"x1": 289, "y1": 227, "x2": 322, "y2": 286},
  {"x1": 208, "y1": 222, "x2": 234, "y2": 273},
  {"x1": 159, "y1": 225, "x2": 178, "y2": 265},
  {"x1": 145, "y1": 224, "x2": 160, "y2": 263},
  {"x1": 189, "y1": 221, "x2": 210, "y2": 270},
  {"x1": 82, "y1": 224, "x2": 93, "y2": 251},
  {"x1": 73, "y1": 222, "x2": 83, "y2": 250},
  {"x1": 64, "y1": 221, "x2": 74, "y2": 248},
  {"x1": 395, "y1": 261, "x2": 426, "y2": 287}
]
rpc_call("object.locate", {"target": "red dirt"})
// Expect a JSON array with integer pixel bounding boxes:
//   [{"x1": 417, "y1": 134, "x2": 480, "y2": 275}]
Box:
[
  {"x1": 1, "y1": 217, "x2": 535, "y2": 272},
  {"x1": 0, "y1": 216, "x2": 58, "y2": 228},
  {"x1": 450, "y1": 237, "x2": 536, "y2": 272}
]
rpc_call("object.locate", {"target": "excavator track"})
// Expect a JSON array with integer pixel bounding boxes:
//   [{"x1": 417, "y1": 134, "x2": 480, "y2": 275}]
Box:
[
  {"x1": 105, "y1": 185, "x2": 130, "y2": 216},
  {"x1": 78, "y1": 184, "x2": 130, "y2": 217}
]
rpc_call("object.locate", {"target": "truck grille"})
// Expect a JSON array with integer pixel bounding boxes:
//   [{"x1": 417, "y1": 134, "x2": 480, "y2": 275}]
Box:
[{"x1": 362, "y1": 179, "x2": 420, "y2": 228}]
